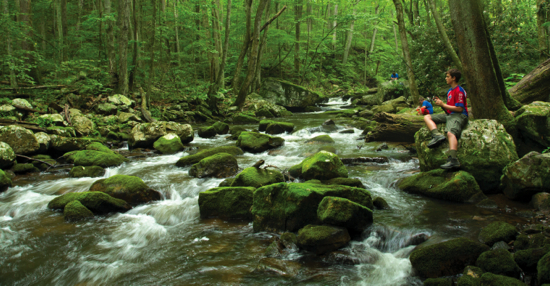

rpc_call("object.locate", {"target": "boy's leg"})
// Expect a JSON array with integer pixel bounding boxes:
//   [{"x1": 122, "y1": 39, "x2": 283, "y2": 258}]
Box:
[
  {"x1": 441, "y1": 114, "x2": 467, "y2": 169},
  {"x1": 425, "y1": 114, "x2": 447, "y2": 148}
]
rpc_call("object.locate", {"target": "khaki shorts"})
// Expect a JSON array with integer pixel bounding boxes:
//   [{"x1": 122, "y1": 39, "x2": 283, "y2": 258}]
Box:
[{"x1": 431, "y1": 113, "x2": 469, "y2": 138}]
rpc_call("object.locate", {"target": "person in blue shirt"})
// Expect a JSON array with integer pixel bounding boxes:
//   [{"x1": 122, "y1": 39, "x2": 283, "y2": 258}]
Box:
[
  {"x1": 390, "y1": 73, "x2": 399, "y2": 81},
  {"x1": 417, "y1": 97, "x2": 434, "y2": 115}
]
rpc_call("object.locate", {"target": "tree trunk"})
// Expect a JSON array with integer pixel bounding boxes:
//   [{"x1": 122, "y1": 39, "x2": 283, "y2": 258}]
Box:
[
  {"x1": 146, "y1": 0, "x2": 156, "y2": 105},
  {"x1": 393, "y1": 0, "x2": 420, "y2": 104},
  {"x1": 211, "y1": 0, "x2": 223, "y2": 83},
  {"x1": 343, "y1": 8, "x2": 355, "y2": 64},
  {"x1": 118, "y1": 0, "x2": 130, "y2": 95},
  {"x1": 3, "y1": 0, "x2": 17, "y2": 88},
  {"x1": 233, "y1": 0, "x2": 269, "y2": 108},
  {"x1": 129, "y1": 0, "x2": 139, "y2": 91},
  {"x1": 413, "y1": 0, "x2": 420, "y2": 26},
  {"x1": 56, "y1": 0, "x2": 64, "y2": 62},
  {"x1": 307, "y1": 0, "x2": 312, "y2": 34},
  {"x1": 61, "y1": 0, "x2": 67, "y2": 61},
  {"x1": 294, "y1": 0, "x2": 302, "y2": 73},
  {"x1": 76, "y1": 0, "x2": 83, "y2": 31},
  {"x1": 332, "y1": 4, "x2": 337, "y2": 50},
  {"x1": 428, "y1": 0, "x2": 462, "y2": 70},
  {"x1": 449, "y1": 0, "x2": 515, "y2": 129},
  {"x1": 232, "y1": 0, "x2": 253, "y2": 92},
  {"x1": 537, "y1": 0, "x2": 549, "y2": 60},
  {"x1": 509, "y1": 58, "x2": 550, "y2": 104},
  {"x1": 369, "y1": 4, "x2": 379, "y2": 53},
  {"x1": 19, "y1": 0, "x2": 41, "y2": 84},
  {"x1": 253, "y1": 0, "x2": 271, "y2": 92},
  {"x1": 423, "y1": 0, "x2": 432, "y2": 27},
  {"x1": 391, "y1": 10, "x2": 399, "y2": 52},
  {"x1": 174, "y1": 0, "x2": 181, "y2": 66},
  {"x1": 105, "y1": 0, "x2": 116, "y2": 73}
]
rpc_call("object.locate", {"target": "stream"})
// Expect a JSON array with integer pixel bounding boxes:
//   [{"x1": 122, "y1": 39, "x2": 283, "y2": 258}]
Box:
[{"x1": 0, "y1": 97, "x2": 531, "y2": 285}]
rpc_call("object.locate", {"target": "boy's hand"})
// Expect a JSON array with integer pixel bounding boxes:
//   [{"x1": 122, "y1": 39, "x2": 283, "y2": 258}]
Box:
[{"x1": 434, "y1": 97, "x2": 444, "y2": 107}]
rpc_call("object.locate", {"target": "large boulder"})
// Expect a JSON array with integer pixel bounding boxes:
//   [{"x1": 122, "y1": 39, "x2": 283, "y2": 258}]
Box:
[
  {"x1": 211, "y1": 122, "x2": 230, "y2": 135},
  {"x1": 50, "y1": 136, "x2": 98, "y2": 152},
  {"x1": 69, "y1": 166, "x2": 106, "y2": 178},
  {"x1": 153, "y1": 133, "x2": 185, "y2": 154},
  {"x1": 289, "y1": 151, "x2": 348, "y2": 180},
  {"x1": 89, "y1": 175, "x2": 161, "y2": 206},
  {"x1": 12, "y1": 98, "x2": 33, "y2": 109},
  {"x1": 39, "y1": 114, "x2": 65, "y2": 125},
  {"x1": 409, "y1": 237, "x2": 490, "y2": 278},
  {"x1": 242, "y1": 94, "x2": 293, "y2": 118},
  {"x1": 63, "y1": 146, "x2": 127, "y2": 168},
  {"x1": 129, "y1": 121, "x2": 193, "y2": 149},
  {"x1": 305, "y1": 135, "x2": 335, "y2": 144},
  {"x1": 47, "y1": 126, "x2": 76, "y2": 137},
  {"x1": 415, "y1": 119, "x2": 518, "y2": 193},
  {"x1": 0, "y1": 125, "x2": 40, "y2": 155},
  {"x1": 71, "y1": 113, "x2": 95, "y2": 136},
  {"x1": 398, "y1": 169, "x2": 487, "y2": 203},
  {"x1": 0, "y1": 142, "x2": 16, "y2": 169},
  {"x1": 476, "y1": 249, "x2": 521, "y2": 278},
  {"x1": 233, "y1": 113, "x2": 260, "y2": 124},
  {"x1": 259, "y1": 78, "x2": 325, "y2": 111},
  {"x1": 478, "y1": 221, "x2": 518, "y2": 247},
  {"x1": 198, "y1": 126, "x2": 217, "y2": 138},
  {"x1": 48, "y1": 191, "x2": 131, "y2": 214},
  {"x1": 236, "y1": 132, "x2": 284, "y2": 153},
  {"x1": 0, "y1": 169, "x2": 12, "y2": 192},
  {"x1": 501, "y1": 151, "x2": 550, "y2": 201},
  {"x1": 265, "y1": 122, "x2": 295, "y2": 135},
  {"x1": 479, "y1": 273, "x2": 525, "y2": 286},
  {"x1": 317, "y1": 196, "x2": 373, "y2": 234},
  {"x1": 118, "y1": 112, "x2": 142, "y2": 124},
  {"x1": 230, "y1": 167, "x2": 285, "y2": 188},
  {"x1": 514, "y1": 101, "x2": 550, "y2": 149},
  {"x1": 63, "y1": 200, "x2": 94, "y2": 222},
  {"x1": 514, "y1": 247, "x2": 550, "y2": 273},
  {"x1": 297, "y1": 225, "x2": 350, "y2": 255},
  {"x1": 251, "y1": 182, "x2": 373, "y2": 232},
  {"x1": 34, "y1": 132, "x2": 51, "y2": 153},
  {"x1": 107, "y1": 94, "x2": 134, "y2": 109},
  {"x1": 95, "y1": 103, "x2": 118, "y2": 115},
  {"x1": 176, "y1": 146, "x2": 243, "y2": 167},
  {"x1": 539, "y1": 251, "x2": 550, "y2": 284},
  {"x1": 188, "y1": 153, "x2": 238, "y2": 178},
  {"x1": 198, "y1": 187, "x2": 255, "y2": 220}
]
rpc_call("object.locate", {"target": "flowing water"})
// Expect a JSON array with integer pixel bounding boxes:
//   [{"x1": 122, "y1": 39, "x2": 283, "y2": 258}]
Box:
[{"x1": 0, "y1": 99, "x2": 530, "y2": 285}]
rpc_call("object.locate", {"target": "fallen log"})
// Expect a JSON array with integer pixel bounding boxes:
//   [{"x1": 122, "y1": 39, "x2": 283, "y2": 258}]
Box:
[
  {"x1": 0, "y1": 118, "x2": 47, "y2": 132},
  {"x1": 13, "y1": 104, "x2": 47, "y2": 114},
  {"x1": 16, "y1": 154, "x2": 54, "y2": 167},
  {"x1": 509, "y1": 57, "x2": 550, "y2": 104},
  {"x1": 365, "y1": 112, "x2": 425, "y2": 143}
]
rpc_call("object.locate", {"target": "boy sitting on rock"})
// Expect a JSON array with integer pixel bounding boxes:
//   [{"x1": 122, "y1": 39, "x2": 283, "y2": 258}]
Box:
[{"x1": 423, "y1": 69, "x2": 469, "y2": 169}]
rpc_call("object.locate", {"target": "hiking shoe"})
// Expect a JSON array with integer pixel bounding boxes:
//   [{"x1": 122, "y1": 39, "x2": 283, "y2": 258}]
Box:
[
  {"x1": 427, "y1": 134, "x2": 446, "y2": 148},
  {"x1": 441, "y1": 156, "x2": 460, "y2": 169}
]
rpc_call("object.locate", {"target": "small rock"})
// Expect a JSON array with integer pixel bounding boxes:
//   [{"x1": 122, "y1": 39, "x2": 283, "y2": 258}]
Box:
[{"x1": 297, "y1": 224, "x2": 351, "y2": 255}]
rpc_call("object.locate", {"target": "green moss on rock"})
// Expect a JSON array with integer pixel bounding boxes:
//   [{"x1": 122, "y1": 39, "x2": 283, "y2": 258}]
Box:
[
  {"x1": 153, "y1": 133, "x2": 185, "y2": 154},
  {"x1": 12, "y1": 163, "x2": 40, "y2": 174},
  {"x1": 424, "y1": 278, "x2": 453, "y2": 286},
  {"x1": 514, "y1": 233, "x2": 550, "y2": 250},
  {"x1": 479, "y1": 273, "x2": 524, "y2": 286},
  {"x1": 233, "y1": 113, "x2": 260, "y2": 124},
  {"x1": 176, "y1": 146, "x2": 244, "y2": 167},
  {"x1": 478, "y1": 221, "x2": 518, "y2": 247},
  {"x1": 48, "y1": 191, "x2": 131, "y2": 214},
  {"x1": 69, "y1": 166, "x2": 106, "y2": 178},
  {"x1": 322, "y1": 177, "x2": 365, "y2": 189},
  {"x1": 299, "y1": 151, "x2": 348, "y2": 180},
  {"x1": 317, "y1": 196, "x2": 373, "y2": 233},
  {"x1": 373, "y1": 197, "x2": 390, "y2": 210},
  {"x1": 539, "y1": 251, "x2": 550, "y2": 284},
  {"x1": 305, "y1": 135, "x2": 335, "y2": 144},
  {"x1": 198, "y1": 187, "x2": 256, "y2": 220},
  {"x1": 231, "y1": 167, "x2": 284, "y2": 188},
  {"x1": 514, "y1": 246, "x2": 550, "y2": 273},
  {"x1": 476, "y1": 249, "x2": 521, "y2": 278},
  {"x1": 212, "y1": 122, "x2": 230, "y2": 135},
  {"x1": 89, "y1": 175, "x2": 160, "y2": 206},
  {"x1": 0, "y1": 169, "x2": 13, "y2": 192},
  {"x1": 297, "y1": 224, "x2": 350, "y2": 255},
  {"x1": 189, "y1": 153, "x2": 239, "y2": 178},
  {"x1": 236, "y1": 132, "x2": 285, "y2": 153},
  {"x1": 501, "y1": 151, "x2": 550, "y2": 201},
  {"x1": 71, "y1": 150, "x2": 127, "y2": 168},
  {"x1": 266, "y1": 122, "x2": 295, "y2": 135},
  {"x1": 64, "y1": 200, "x2": 94, "y2": 221}
]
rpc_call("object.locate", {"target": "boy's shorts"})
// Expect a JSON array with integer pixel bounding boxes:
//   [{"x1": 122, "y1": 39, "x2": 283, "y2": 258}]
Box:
[{"x1": 431, "y1": 113, "x2": 469, "y2": 138}]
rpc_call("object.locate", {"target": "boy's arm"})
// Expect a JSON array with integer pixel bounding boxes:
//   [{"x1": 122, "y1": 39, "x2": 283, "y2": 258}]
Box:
[{"x1": 434, "y1": 97, "x2": 464, "y2": 113}]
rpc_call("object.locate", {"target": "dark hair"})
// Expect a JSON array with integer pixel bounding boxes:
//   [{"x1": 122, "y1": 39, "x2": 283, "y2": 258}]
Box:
[
  {"x1": 419, "y1": 96, "x2": 425, "y2": 102},
  {"x1": 446, "y1": 69, "x2": 461, "y2": 82}
]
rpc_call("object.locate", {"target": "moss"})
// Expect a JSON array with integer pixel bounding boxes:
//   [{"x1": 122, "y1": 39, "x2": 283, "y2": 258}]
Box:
[
  {"x1": 218, "y1": 178, "x2": 235, "y2": 187},
  {"x1": 69, "y1": 166, "x2": 106, "y2": 178},
  {"x1": 71, "y1": 150, "x2": 127, "y2": 168},
  {"x1": 198, "y1": 187, "x2": 255, "y2": 220},
  {"x1": 323, "y1": 177, "x2": 365, "y2": 188},
  {"x1": 305, "y1": 135, "x2": 335, "y2": 144},
  {"x1": 63, "y1": 200, "x2": 94, "y2": 222},
  {"x1": 198, "y1": 126, "x2": 217, "y2": 138},
  {"x1": 86, "y1": 142, "x2": 112, "y2": 153},
  {"x1": 280, "y1": 232, "x2": 297, "y2": 247},
  {"x1": 318, "y1": 145, "x2": 337, "y2": 153},
  {"x1": 423, "y1": 278, "x2": 452, "y2": 286},
  {"x1": 514, "y1": 246, "x2": 550, "y2": 272},
  {"x1": 229, "y1": 126, "x2": 247, "y2": 140},
  {"x1": 317, "y1": 196, "x2": 373, "y2": 233},
  {"x1": 0, "y1": 169, "x2": 12, "y2": 192},
  {"x1": 153, "y1": 134, "x2": 184, "y2": 154},
  {"x1": 89, "y1": 175, "x2": 160, "y2": 206},
  {"x1": 456, "y1": 275, "x2": 480, "y2": 286},
  {"x1": 300, "y1": 151, "x2": 348, "y2": 180},
  {"x1": 476, "y1": 249, "x2": 521, "y2": 278},
  {"x1": 233, "y1": 113, "x2": 260, "y2": 124},
  {"x1": 47, "y1": 191, "x2": 131, "y2": 214},
  {"x1": 12, "y1": 163, "x2": 40, "y2": 174},
  {"x1": 478, "y1": 221, "x2": 518, "y2": 246},
  {"x1": 539, "y1": 251, "x2": 550, "y2": 283},
  {"x1": 236, "y1": 132, "x2": 285, "y2": 153},
  {"x1": 266, "y1": 122, "x2": 295, "y2": 135},
  {"x1": 296, "y1": 224, "x2": 350, "y2": 254},
  {"x1": 256, "y1": 108, "x2": 275, "y2": 118},
  {"x1": 259, "y1": 120, "x2": 276, "y2": 132},
  {"x1": 409, "y1": 238, "x2": 490, "y2": 278},
  {"x1": 479, "y1": 273, "x2": 524, "y2": 286},
  {"x1": 212, "y1": 122, "x2": 230, "y2": 134},
  {"x1": 189, "y1": 153, "x2": 239, "y2": 178},
  {"x1": 514, "y1": 233, "x2": 550, "y2": 250},
  {"x1": 288, "y1": 162, "x2": 303, "y2": 178},
  {"x1": 231, "y1": 167, "x2": 284, "y2": 188},
  {"x1": 373, "y1": 197, "x2": 390, "y2": 209},
  {"x1": 176, "y1": 146, "x2": 244, "y2": 167}
]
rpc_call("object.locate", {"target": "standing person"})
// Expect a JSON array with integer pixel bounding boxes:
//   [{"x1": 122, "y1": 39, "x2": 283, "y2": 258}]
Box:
[
  {"x1": 417, "y1": 97, "x2": 434, "y2": 115},
  {"x1": 423, "y1": 69, "x2": 469, "y2": 169},
  {"x1": 390, "y1": 72, "x2": 399, "y2": 81}
]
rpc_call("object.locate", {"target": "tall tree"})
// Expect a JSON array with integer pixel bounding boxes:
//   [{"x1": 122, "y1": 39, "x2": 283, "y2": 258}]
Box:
[
  {"x1": 369, "y1": 4, "x2": 380, "y2": 54},
  {"x1": 146, "y1": 0, "x2": 157, "y2": 104},
  {"x1": 537, "y1": 0, "x2": 549, "y2": 60},
  {"x1": 19, "y1": 0, "x2": 41, "y2": 84},
  {"x1": 3, "y1": 0, "x2": 17, "y2": 88},
  {"x1": 118, "y1": 0, "x2": 130, "y2": 95},
  {"x1": 393, "y1": 0, "x2": 420, "y2": 103},
  {"x1": 343, "y1": 6, "x2": 355, "y2": 64},
  {"x1": 427, "y1": 0, "x2": 462, "y2": 70},
  {"x1": 332, "y1": 4, "x2": 338, "y2": 50},
  {"x1": 211, "y1": 0, "x2": 223, "y2": 83},
  {"x1": 232, "y1": 0, "x2": 253, "y2": 92},
  {"x1": 294, "y1": 0, "x2": 302, "y2": 73},
  {"x1": 105, "y1": 0, "x2": 116, "y2": 73}
]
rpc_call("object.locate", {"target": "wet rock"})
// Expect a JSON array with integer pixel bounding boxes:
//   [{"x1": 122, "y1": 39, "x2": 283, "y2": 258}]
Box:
[
  {"x1": 0, "y1": 169, "x2": 13, "y2": 192},
  {"x1": 63, "y1": 148, "x2": 127, "y2": 168},
  {"x1": 198, "y1": 187, "x2": 255, "y2": 220},
  {"x1": 50, "y1": 136, "x2": 98, "y2": 152},
  {"x1": 375, "y1": 142, "x2": 388, "y2": 151},
  {"x1": 476, "y1": 249, "x2": 521, "y2": 278},
  {"x1": 236, "y1": 132, "x2": 284, "y2": 153},
  {"x1": 255, "y1": 257, "x2": 302, "y2": 277},
  {"x1": 289, "y1": 151, "x2": 347, "y2": 181},
  {"x1": 323, "y1": 119, "x2": 336, "y2": 126},
  {"x1": 322, "y1": 177, "x2": 365, "y2": 189},
  {"x1": 339, "y1": 129, "x2": 355, "y2": 134},
  {"x1": 229, "y1": 126, "x2": 247, "y2": 140},
  {"x1": 515, "y1": 101, "x2": 550, "y2": 149},
  {"x1": 63, "y1": 200, "x2": 94, "y2": 222},
  {"x1": 129, "y1": 121, "x2": 193, "y2": 149},
  {"x1": 478, "y1": 221, "x2": 518, "y2": 247},
  {"x1": 89, "y1": 175, "x2": 160, "y2": 206},
  {"x1": 189, "y1": 153, "x2": 238, "y2": 178},
  {"x1": 317, "y1": 196, "x2": 373, "y2": 234},
  {"x1": 12, "y1": 163, "x2": 40, "y2": 174},
  {"x1": 297, "y1": 224, "x2": 350, "y2": 255},
  {"x1": 317, "y1": 145, "x2": 337, "y2": 154},
  {"x1": 176, "y1": 146, "x2": 243, "y2": 167},
  {"x1": 211, "y1": 122, "x2": 230, "y2": 135},
  {"x1": 514, "y1": 246, "x2": 550, "y2": 273},
  {"x1": 252, "y1": 182, "x2": 372, "y2": 232},
  {"x1": 0, "y1": 125, "x2": 40, "y2": 155},
  {"x1": 398, "y1": 169, "x2": 487, "y2": 203},
  {"x1": 373, "y1": 197, "x2": 390, "y2": 210},
  {"x1": 532, "y1": 193, "x2": 550, "y2": 211},
  {"x1": 198, "y1": 126, "x2": 217, "y2": 138},
  {"x1": 153, "y1": 133, "x2": 185, "y2": 154},
  {"x1": 69, "y1": 166, "x2": 106, "y2": 178},
  {"x1": 255, "y1": 107, "x2": 275, "y2": 117},
  {"x1": 501, "y1": 151, "x2": 550, "y2": 201},
  {"x1": 0, "y1": 142, "x2": 16, "y2": 169},
  {"x1": 233, "y1": 113, "x2": 260, "y2": 124},
  {"x1": 539, "y1": 251, "x2": 550, "y2": 284},
  {"x1": 491, "y1": 241, "x2": 511, "y2": 251},
  {"x1": 280, "y1": 232, "x2": 298, "y2": 250},
  {"x1": 259, "y1": 78, "x2": 324, "y2": 111},
  {"x1": 479, "y1": 272, "x2": 524, "y2": 286},
  {"x1": 476, "y1": 198, "x2": 498, "y2": 209},
  {"x1": 218, "y1": 178, "x2": 235, "y2": 187},
  {"x1": 265, "y1": 122, "x2": 295, "y2": 135},
  {"x1": 264, "y1": 240, "x2": 284, "y2": 257},
  {"x1": 48, "y1": 191, "x2": 131, "y2": 214},
  {"x1": 514, "y1": 233, "x2": 550, "y2": 250},
  {"x1": 415, "y1": 120, "x2": 518, "y2": 193},
  {"x1": 340, "y1": 156, "x2": 389, "y2": 165},
  {"x1": 423, "y1": 278, "x2": 452, "y2": 286},
  {"x1": 305, "y1": 135, "x2": 335, "y2": 144},
  {"x1": 34, "y1": 132, "x2": 51, "y2": 153},
  {"x1": 409, "y1": 237, "x2": 489, "y2": 278},
  {"x1": 405, "y1": 233, "x2": 430, "y2": 246},
  {"x1": 231, "y1": 167, "x2": 284, "y2": 188}
]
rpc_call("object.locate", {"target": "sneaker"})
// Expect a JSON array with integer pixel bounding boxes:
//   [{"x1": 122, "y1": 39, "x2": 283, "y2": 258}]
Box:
[
  {"x1": 427, "y1": 134, "x2": 446, "y2": 148},
  {"x1": 441, "y1": 156, "x2": 460, "y2": 169}
]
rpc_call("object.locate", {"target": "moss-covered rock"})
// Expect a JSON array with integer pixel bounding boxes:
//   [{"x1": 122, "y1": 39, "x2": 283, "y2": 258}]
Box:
[
  {"x1": 259, "y1": 120, "x2": 275, "y2": 132},
  {"x1": 259, "y1": 78, "x2": 324, "y2": 111},
  {"x1": 515, "y1": 101, "x2": 550, "y2": 149},
  {"x1": 415, "y1": 120, "x2": 518, "y2": 193},
  {"x1": 280, "y1": 232, "x2": 298, "y2": 249},
  {"x1": 296, "y1": 151, "x2": 348, "y2": 180},
  {"x1": 322, "y1": 177, "x2": 365, "y2": 189},
  {"x1": 478, "y1": 221, "x2": 518, "y2": 247},
  {"x1": 89, "y1": 175, "x2": 160, "y2": 206},
  {"x1": 255, "y1": 107, "x2": 275, "y2": 118},
  {"x1": 423, "y1": 277, "x2": 452, "y2": 286},
  {"x1": 479, "y1": 272, "x2": 524, "y2": 286},
  {"x1": 0, "y1": 125, "x2": 40, "y2": 155},
  {"x1": 69, "y1": 166, "x2": 106, "y2": 178},
  {"x1": 0, "y1": 169, "x2": 13, "y2": 192},
  {"x1": 218, "y1": 178, "x2": 235, "y2": 187},
  {"x1": 476, "y1": 249, "x2": 521, "y2": 278},
  {"x1": 229, "y1": 126, "x2": 247, "y2": 140},
  {"x1": 212, "y1": 122, "x2": 230, "y2": 135},
  {"x1": 514, "y1": 246, "x2": 550, "y2": 273},
  {"x1": 514, "y1": 233, "x2": 550, "y2": 250},
  {"x1": 251, "y1": 182, "x2": 373, "y2": 232},
  {"x1": 198, "y1": 126, "x2": 217, "y2": 138},
  {"x1": 47, "y1": 126, "x2": 76, "y2": 137},
  {"x1": 501, "y1": 151, "x2": 550, "y2": 201},
  {"x1": 305, "y1": 135, "x2": 335, "y2": 144},
  {"x1": 532, "y1": 192, "x2": 550, "y2": 211},
  {"x1": 69, "y1": 150, "x2": 127, "y2": 168},
  {"x1": 35, "y1": 132, "x2": 51, "y2": 153},
  {"x1": 175, "y1": 146, "x2": 244, "y2": 167},
  {"x1": 297, "y1": 224, "x2": 350, "y2": 255},
  {"x1": 153, "y1": 133, "x2": 185, "y2": 154},
  {"x1": 236, "y1": 132, "x2": 285, "y2": 153},
  {"x1": 373, "y1": 197, "x2": 390, "y2": 210},
  {"x1": 266, "y1": 122, "x2": 295, "y2": 135},
  {"x1": 317, "y1": 196, "x2": 373, "y2": 234},
  {"x1": 189, "y1": 153, "x2": 238, "y2": 178},
  {"x1": 129, "y1": 121, "x2": 193, "y2": 149},
  {"x1": 63, "y1": 200, "x2": 94, "y2": 222},
  {"x1": 231, "y1": 167, "x2": 284, "y2": 188},
  {"x1": 198, "y1": 187, "x2": 255, "y2": 220},
  {"x1": 50, "y1": 136, "x2": 99, "y2": 152},
  {"x1": 0, "y1": 142, "x2": 15, "y2": 169},
  {"x1": 71, "y1": 113, "x2": 95, "y2": 136},
  {"x1": 48, "y1": 191, "x2": 131, "y2": 214},
  {"x1": 539, "y1": 251, "x2": 550, "y2": 283},
  {"x1": 12, "y1": 163, "x2": 40, "y2": 174},
  {"x1": 398, "y1": 169, "x2": 487, "y2": 203},
  {"x1": 233, "y1": 113, "x2": 260, "y2": 124},
  {"x1": 288, "y1": 162, "x2": 303, "y2": 178},
  {"x1": 409, "y1": 237, "x2": 490, "y2": 278}
]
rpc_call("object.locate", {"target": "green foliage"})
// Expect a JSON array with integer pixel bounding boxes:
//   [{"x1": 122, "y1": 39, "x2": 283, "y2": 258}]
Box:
[
  {"x1": 543, "y1": 147, "x2": 550, "y2": 154},
  {"x1": 504, "y1": 73, "x2": 525, "y2": 88},
  {"x1": 31, "y1": 116, "x2": 54, "y2": 128}
]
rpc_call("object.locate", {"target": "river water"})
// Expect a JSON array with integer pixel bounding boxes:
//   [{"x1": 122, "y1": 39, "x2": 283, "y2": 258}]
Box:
[{"x1": 0, "y1": 98, "x2": 530, "y2": 285}]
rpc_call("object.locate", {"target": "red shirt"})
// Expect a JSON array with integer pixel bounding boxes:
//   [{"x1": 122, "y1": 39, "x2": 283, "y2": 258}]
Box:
[{"x1": 446, "y1": 85, "x2": 468, "y2": 116}]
